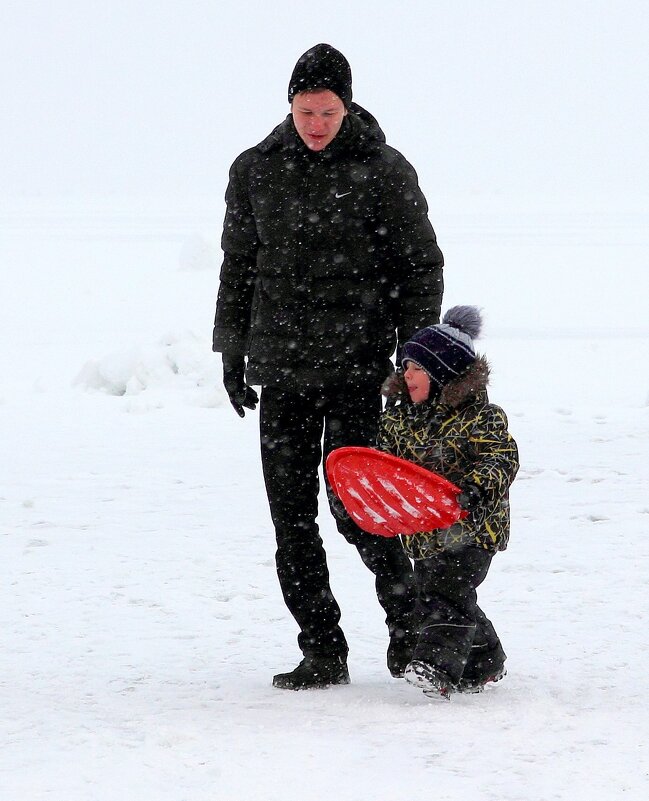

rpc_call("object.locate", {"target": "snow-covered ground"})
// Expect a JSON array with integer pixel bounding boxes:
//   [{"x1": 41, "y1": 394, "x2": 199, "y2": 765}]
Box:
[{"x1": 2, "y1": 203, "x2": 649, "y2": 800}]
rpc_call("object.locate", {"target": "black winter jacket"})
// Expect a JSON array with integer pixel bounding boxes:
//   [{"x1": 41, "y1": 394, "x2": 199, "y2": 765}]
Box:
[{"x1": 213, "y1": 105, "x2": 444, "y2": 388}]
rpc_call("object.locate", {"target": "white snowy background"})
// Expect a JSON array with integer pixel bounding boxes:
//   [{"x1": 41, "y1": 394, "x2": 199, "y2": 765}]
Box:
[{"x1": 2, "y1": 1, "x2": 649, "y2": 799}]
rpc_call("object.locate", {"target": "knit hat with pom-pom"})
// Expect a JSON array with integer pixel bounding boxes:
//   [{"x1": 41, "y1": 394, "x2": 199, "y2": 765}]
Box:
[{"x1": 401, "y1": 306, "x2": 482, "y2": 388}]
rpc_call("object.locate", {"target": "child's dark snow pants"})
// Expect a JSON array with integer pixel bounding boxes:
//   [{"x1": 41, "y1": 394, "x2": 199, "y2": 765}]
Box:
[{"x1": 412, "y1": 546, "x2": 505, "y2": 685}]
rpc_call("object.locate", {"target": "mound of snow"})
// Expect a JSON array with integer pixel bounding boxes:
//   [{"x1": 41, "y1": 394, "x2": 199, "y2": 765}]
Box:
[{"x1": 73, "y1": 331, "x2": 227, "y2": 409}]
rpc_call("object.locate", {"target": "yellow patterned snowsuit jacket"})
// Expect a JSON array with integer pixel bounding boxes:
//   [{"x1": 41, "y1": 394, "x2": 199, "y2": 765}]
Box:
[{"x1": 377, "y1": 357, "x2": 519, "y2": 559}]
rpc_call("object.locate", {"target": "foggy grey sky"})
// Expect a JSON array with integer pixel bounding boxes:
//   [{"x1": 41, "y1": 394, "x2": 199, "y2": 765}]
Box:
[{"x1": 2, "y1": 0, "x2": 648, "y2": 209}]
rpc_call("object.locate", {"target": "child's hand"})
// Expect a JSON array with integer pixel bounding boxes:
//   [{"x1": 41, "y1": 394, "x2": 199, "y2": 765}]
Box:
[{"x1": 457, "y1": 482, "x2": 482, "y2": 512}]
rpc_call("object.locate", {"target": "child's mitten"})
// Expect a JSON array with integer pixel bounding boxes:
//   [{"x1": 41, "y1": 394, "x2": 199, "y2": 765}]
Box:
[{"x1": 457, "y1": 482, "x2": 483, "y2": 512}]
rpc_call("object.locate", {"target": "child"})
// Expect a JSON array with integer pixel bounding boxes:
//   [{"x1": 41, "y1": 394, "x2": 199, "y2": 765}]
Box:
[{"x1": 377, "y1": 306, "x2": 519, "y2": 698}]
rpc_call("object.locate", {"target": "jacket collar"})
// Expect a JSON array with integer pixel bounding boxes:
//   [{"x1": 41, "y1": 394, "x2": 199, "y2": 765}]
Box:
[{"x1": 256, "y1": 104, "x2": 385, "y2": 156}]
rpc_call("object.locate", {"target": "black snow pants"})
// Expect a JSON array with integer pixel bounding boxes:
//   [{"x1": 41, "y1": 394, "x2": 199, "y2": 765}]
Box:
[
  {"x1": 412, "y1": 546, "x2": 505, "y2": 685},
  {"x1": 260, "y1": 383, "x2": 417, "y2": 659}
]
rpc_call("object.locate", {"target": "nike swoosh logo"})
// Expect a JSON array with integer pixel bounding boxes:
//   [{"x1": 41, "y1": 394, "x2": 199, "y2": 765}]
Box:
[{"x1": 335, "y1": 191, "x2": 352, "y2": 198}]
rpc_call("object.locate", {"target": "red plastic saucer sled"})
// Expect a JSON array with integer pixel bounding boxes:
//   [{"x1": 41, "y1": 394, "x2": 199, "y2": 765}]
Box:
[{"x1": 326, "y1": 447, "x2": 466, "y2": 538}]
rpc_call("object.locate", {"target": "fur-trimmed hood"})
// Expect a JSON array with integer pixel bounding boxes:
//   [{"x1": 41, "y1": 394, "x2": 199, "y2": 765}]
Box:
[{"x1": 382, "y1": 354, "x2": 491, "y2": 409}]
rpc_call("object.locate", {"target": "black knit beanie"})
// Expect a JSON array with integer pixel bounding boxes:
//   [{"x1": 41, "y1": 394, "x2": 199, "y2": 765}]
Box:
[
  {"x1": 401, "y1": 306, "x2": 483, "y2": 388},
  {"x1": 288, "y1": 43, "x2": 353, "y2": 107}
]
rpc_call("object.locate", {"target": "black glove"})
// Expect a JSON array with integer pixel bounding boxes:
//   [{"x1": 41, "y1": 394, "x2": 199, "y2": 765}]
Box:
[
  {"x1": 222, "y1": 354, "x2": 258, "y2": 418},
  {"x1": 457, "y1": 481, "x2": 483, "y2": 513}
]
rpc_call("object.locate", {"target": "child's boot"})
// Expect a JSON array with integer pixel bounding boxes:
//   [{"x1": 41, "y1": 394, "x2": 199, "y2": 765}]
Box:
[
  {"x1": 404, "y1": 659, "x2": 456, "y2": 700},
  {"x1": 457, "y1": 641, "x2": 507, "y2": 693}
]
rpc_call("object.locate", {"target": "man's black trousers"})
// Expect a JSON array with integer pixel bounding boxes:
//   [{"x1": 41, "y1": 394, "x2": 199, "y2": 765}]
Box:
[{"x1": 260, "y1": 383, "x2": 416, "y2": 659}]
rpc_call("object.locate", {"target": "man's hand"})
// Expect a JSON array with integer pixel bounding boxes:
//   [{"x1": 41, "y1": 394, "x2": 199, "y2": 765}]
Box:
[{"x1": 222, "y1": 355, "x2": 258, "y2": 418}]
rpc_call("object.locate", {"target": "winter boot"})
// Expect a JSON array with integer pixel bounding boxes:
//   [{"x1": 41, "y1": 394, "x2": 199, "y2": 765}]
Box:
[
  {"x1": 387, "y1": 627, "x2": 419, "y2": 678},
  {"x1": 457, "y1": 641, "x2": 507, "y2": 693},
  {"x1": 272, "y1": 656, "x2": 350, "y2": 690},
  {"x1": 457, "y1": 665, "x2": 506, "y2": 693},
  {"x1": 404, "y1": 659, "x2": 456, "y2": 700}
]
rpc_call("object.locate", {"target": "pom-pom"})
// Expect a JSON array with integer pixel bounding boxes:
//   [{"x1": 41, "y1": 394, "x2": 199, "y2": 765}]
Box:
[{"x1": 442, "y1": 305, "x2": 482, "y2": 339}]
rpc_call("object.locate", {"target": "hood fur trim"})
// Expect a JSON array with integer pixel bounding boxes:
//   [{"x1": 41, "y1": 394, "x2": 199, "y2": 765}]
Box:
[
  {"x1": 382, "y1": 354, "x2": 490, "y2": 409},
  {"x1": 439, "y1": 354, "x2": 490, "y2": 407},
  {"x1": 381, "y1": 370, "x2": 408, "y2": 399}
]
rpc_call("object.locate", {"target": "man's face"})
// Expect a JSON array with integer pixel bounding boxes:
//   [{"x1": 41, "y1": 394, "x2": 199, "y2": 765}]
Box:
[{"x1": 291, "y1": 89, "x2": 347, "y2": 152}]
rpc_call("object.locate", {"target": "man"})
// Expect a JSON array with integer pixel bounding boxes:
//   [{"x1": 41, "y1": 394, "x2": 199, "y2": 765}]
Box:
[{"x1": 213, "y1": 43, "x2": 444, "y2": 689}]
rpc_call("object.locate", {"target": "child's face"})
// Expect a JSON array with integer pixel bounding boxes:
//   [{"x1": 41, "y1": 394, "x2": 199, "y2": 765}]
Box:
[{"x1": 404, "y1": 362, "x2": 431, "y2": 403}]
